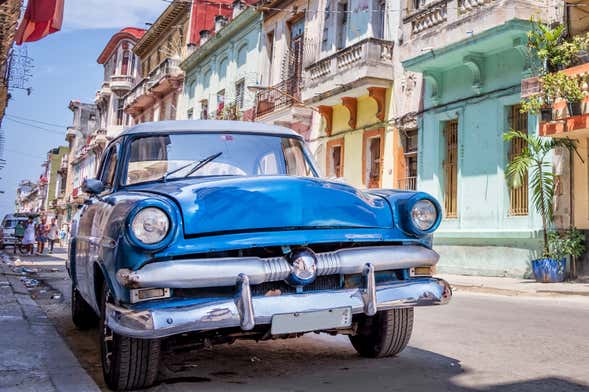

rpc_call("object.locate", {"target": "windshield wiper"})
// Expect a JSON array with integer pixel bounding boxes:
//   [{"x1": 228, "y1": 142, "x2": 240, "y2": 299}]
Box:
[
  {"x1": 183, "y1": 152, "x2": 223, "y2": 178},
  {"x1": 161, "y1": 160, "x2": 200, "y2": 182}
]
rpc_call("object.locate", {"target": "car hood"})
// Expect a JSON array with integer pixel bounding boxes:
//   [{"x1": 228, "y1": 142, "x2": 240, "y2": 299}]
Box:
[{"x1": 131, "y1": 176, "x2": 393, "y2": 236}]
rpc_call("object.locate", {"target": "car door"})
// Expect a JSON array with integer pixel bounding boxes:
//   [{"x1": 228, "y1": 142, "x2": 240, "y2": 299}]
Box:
[{"x1": 75, "y1": 142, "x2": 121, "y2": 304}]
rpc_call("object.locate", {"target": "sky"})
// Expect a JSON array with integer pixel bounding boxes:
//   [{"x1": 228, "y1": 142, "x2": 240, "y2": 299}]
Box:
[{"x1": 0, "y1": 0, "x2": 169, "y2": 217}]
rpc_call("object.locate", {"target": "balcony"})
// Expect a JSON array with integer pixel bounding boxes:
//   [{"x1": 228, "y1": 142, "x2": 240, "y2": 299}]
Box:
[
  {"x1": 538, "y1": 62, "x2": 589, "y2": 137},
  {"x1": 110, "y1": 75, "x2": 134, "y2": 96},
  {"x1": 95, "y1": 81, "x2": 111, "y2": 104},
  {"x1": 125, "y1": 58, "x2": 183, "y2": 115},
  {"x1": 302, "y1": 38, "x2": 394, "y2": 103},
  {"x1": 397, "y1": 177, "x2": 417, "y2": 191},
  {"x1": 255, "y1": 77, "x2": 302, "y2": 118},
  {"x1": 58, "y1": 156, "x2": 68, "y2": 174},
  {"x1": 401, "y1": 0, "x2": 537, "y2": 51}
]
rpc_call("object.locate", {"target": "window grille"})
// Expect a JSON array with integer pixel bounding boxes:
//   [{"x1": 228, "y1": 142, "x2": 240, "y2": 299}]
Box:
[
  {"x1": 508, "y1": 105, "x2": 529, "y2": 216},
  {"x1": 443, "y1": 119, "x2": 458, "y2": 218}
]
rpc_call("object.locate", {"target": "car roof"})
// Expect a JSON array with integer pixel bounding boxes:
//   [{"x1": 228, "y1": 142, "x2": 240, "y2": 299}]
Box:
[{"x1": 120, "y1": 120, "x2": 301, "y2": 138}]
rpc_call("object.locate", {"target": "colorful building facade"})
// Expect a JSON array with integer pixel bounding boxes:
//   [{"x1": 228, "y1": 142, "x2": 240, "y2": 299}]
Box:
[
  {"x1": 302, "y1": 0, "x2": 397, "y2": 189},
  {"x1": 398, "y1": 1, "x2": 563, "y2": 277},
  {"x1": 95, "y1": 27, "x2": 145, "y2": 139},
  {"x1": 179, "y1": 5, "x2": 262, "y2": 121}
]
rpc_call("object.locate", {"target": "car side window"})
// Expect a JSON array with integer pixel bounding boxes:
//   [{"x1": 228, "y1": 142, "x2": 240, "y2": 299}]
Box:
[{"x1": 100, "y1": 143, "x2": 120, "y2": 190}]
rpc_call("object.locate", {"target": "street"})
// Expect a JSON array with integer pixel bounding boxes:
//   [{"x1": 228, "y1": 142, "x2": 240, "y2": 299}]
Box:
[{"x1": 3, "y1": 249, "x2": 589, "y2": 392}]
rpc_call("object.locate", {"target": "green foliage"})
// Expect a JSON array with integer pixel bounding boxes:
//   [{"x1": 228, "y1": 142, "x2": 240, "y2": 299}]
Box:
[
  {"x1": 503, "y1": 130, "x2": 579, "y2": 257},
  {"x1": 561, "y1": 75, "x2": 584, "y2": 103},
  {"x1": 527, "y1": 21, "x2": 568, "y2": 72},
  {"x1": 548, "y1": 228, "x2": 586, "y2": 260},
  {"x1": 520, "y1": 96, "x2": 543, "y2": 114}
]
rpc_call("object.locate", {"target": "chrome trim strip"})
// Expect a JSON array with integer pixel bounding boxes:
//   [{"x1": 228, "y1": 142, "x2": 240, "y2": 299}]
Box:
[
  {"x1": 106, "y1": 277, "x2": 452, "y2": 339},
  {"x1": 117, "y1": 245, "x2": 439, "y2": 289}
]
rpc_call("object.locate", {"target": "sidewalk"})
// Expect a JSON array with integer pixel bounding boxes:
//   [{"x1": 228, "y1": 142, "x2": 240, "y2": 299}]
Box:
[
  {"x1": 0, "y1": 254, "x2": 99, "y2": 392},
  {"x1": 439, "y1": 273, "x2": 589, "y2": 298}
]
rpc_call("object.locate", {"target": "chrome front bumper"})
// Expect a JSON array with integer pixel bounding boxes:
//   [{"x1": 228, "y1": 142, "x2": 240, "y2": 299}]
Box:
[
  {"x1": 117, "y1": 245, "x2": 440, "y2": 289},
  {"x1": 106, "y1": 273, "x2": 452, "y2": 339}
]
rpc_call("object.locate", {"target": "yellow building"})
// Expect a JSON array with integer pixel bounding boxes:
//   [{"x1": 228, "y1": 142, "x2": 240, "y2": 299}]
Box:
[{"x1": 301, "y1": 2, "x2": 396, "y2": 187}]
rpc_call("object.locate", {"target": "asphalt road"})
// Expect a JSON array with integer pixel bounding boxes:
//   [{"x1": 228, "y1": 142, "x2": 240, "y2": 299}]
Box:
[{"x1": 18, "y1": 254, "x2": 589, "y2": 392}]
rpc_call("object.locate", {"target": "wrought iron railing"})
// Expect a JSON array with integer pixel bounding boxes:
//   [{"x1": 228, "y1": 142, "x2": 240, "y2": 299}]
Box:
[
  {"x1": 397, "y1": 177, "x2": 417, "y2": 191},
  {"x1": 255, "y1": 76, "x2": 302, "y2": 117}
]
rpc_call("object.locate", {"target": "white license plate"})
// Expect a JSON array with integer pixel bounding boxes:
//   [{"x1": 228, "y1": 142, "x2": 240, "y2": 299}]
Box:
[{"x1": 271, "y1": 307, "x2": 352, "y2": 335}]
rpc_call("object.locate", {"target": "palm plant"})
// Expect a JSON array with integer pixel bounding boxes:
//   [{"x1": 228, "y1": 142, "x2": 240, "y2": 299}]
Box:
[{"x1": 503, "y1": 130, "x2": 578, "y2": 256}]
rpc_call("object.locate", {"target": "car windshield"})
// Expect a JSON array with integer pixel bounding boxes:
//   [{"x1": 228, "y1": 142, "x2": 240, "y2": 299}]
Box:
[{"x1": 125, "y1": 133, "x2": 317, "y2": 185}]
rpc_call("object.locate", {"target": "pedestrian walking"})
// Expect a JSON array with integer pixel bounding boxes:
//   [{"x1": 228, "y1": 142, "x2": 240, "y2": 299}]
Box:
[
  {"x1": 47, "y1": 218, "x2": 59, "y2": 254},
  {"x1": 22, "y1": 217, "x2": 36, "y2": 255},
  {"x1": 35, "y1": 216, "x2": 48, "y2": 255},
  {"x1": 59, "y1": 225, "x2": 67, "y2": 248}
]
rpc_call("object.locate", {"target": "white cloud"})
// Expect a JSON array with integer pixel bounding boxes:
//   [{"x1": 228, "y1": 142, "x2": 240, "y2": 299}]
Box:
[{"x1": 63, "y1": 0, "x2": 169, "y2": 30}]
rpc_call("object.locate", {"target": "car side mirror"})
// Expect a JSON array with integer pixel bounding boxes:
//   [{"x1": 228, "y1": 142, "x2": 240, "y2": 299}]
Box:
[{"x1": 82, "y1": 179, "x2": 105, "y2": 195}]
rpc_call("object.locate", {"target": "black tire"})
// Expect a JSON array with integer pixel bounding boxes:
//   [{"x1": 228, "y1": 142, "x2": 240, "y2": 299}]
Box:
[
  {"x1": 100, "y1": 281, "x2": 161, "y2": 391},
  {"x1": 71, "y1": 284, "x2": 99, "y2": 329},
  {"x1": 349, "y1": 308, "x2": 414, "y2": 358}
]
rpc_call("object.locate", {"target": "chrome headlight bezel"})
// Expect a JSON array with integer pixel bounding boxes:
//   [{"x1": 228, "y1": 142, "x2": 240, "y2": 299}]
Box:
[
  {"x1": 401, "y1": 194, "x2": 442, "y2": 236},
  {"x1": 411, "y1": 199, "x2": 438, "y2": 232},
  {"x1": 126, "y1": 201, "x2": 175, "y2": 250}
]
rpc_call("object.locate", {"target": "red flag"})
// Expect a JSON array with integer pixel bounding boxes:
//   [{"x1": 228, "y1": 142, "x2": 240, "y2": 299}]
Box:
[{"x1": 15, "y1": 0, "x2": 64, "y2": 45}]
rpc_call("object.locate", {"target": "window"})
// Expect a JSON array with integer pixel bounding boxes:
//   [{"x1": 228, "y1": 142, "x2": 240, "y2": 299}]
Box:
[
  {"x1": 200, "y1": 99, "x2": 209, "y2": 119},
  {"x1": 237, "y1": 44, "x2": 248, "y2": 68},
  {"x1": 218, "y1": 57, "x2": 228, "y2": 80},
  {"x1": 336, "y1": 0, "x2": 348, "y2": 50},
  {"x1": 235, "y1": 79, "x2": 245, "y2": 109},
  {"x1": 412, "y1": 0, "x2": 421, "y2": 10},
  {"x1": 116, "y1": 98, "x2": 124, "y2": 126},
  {"x1": 321, "y1": 4, "x2": 331, "y2": 51},
  {"x1": 121, "y1": 50, "x2": 130, "y2": 75},
  {"x1": 131, "y1": 52, "x2": 136, "y2": 76},
  {"x1": 363, "y1": 129, "x2": 384, "y2": 188},
  {"x1": 187, "y1": 108, "x2": 194, "y2": 120},
  {"x1": 443, "y1": 119, "x2": 458, "y2": 218},
  {"x1": 398, "y1": 129, "x2": 418, "y2": 190},
  {"x1": 100, "y1": 143, "x2": 119, "y2": 190},
  {"x1": 327, "y1": 138, "x2": 344, "y2": 178},
  {"x1": 374, "y1": 0, "x2": 385, "y2": 39},
  {"x1": 508, "y1": 105, "x2": 529, "y2": 216},
  {"x1": 216, "y1": 89, "x2": 225, "y2": 117},
  {"x1": 203, "y1": 69, "x2": 212, "y2": 90},
  {"x1": 266, "y1": 31, "x2": 274, "y2": 84}
]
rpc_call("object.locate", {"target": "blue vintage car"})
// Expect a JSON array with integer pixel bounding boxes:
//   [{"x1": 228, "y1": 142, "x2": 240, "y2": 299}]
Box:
[{"x1": 68, "y1": 120, "x2": 451, "y2": 390}]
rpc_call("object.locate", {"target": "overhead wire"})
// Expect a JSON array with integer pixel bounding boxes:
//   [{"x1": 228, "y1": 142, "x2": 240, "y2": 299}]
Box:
[{"x1": 5, "y1": 113, "x2": 67, "y2": 129}]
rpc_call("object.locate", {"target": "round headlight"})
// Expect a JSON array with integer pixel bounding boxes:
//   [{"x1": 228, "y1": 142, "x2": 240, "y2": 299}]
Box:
[
  {"x1": 131, "y1": 207, "x2": 170, "y2": 244},
  {"x1": 411, "y1": 199, "x2": 438, "y2": 231},
  {"x1": 288, "y1": 248, "x2": 318, "y2": 285}
]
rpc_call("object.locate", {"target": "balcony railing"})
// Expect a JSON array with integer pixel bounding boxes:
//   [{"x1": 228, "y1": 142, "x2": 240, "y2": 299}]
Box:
[
  {"x1": 306, "y1": 38, "x2": 394, "y2": 85},
  {"x1": 404, "y1": 0, "x2": 501, "y2": 36},
  {"x1": 255, "y1": 76, "x2": 302, "y2": 117},
  {"x1": 125, "y1": 58, "x2": 182, "y2": 112},
  {"x1": 110, "y1": 74, "x2": 134, "y2": 96},
  {"x1": 404, "y1": 0, "x2": 448, "y2": 35},
  {"x1": 397, "y1": 177, "x2": 417, "y2": 191}
]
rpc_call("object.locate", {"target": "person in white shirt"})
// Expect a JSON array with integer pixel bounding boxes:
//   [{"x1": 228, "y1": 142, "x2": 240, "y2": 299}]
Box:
[{"x1": 47, "y1": 218, "x2": 59, "y2": 254}]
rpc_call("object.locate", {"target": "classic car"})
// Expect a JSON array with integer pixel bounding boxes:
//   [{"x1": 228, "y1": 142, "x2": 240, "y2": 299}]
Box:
[{"x1": 68, "y1": 120, "x2": 452, "y2": 390}]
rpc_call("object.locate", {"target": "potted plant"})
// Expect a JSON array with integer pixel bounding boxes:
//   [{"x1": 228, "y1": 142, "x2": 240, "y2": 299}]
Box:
[
  {"x1": 537, "y1": 228, "x2": 587, "y2": 282},
  {"x1": 527, "y1": 21, "x2": 574, "y2": 73},
  {"x1": 503, "y1": 130, "x2": 578, "y2": 282},
  {"x1": 561, "y1": 74, "x2": 585, "y2": 117}
]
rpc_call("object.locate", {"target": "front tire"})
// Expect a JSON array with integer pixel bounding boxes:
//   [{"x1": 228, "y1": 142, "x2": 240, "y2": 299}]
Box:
[
  {"x1": 71, "y1": 284, "x2": 98, "y2": 329},
  {"x1": 349, "y1": 308, "x2": 414, "y2": 358},
  {"x1": 99, "y1": 281, "x2": 161, "y2": 391}
]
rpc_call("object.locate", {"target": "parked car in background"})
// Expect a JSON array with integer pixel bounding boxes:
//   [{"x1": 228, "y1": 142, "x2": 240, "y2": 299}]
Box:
[
  {"x1": 1, "y1": 214, "x2": 31, "y2": 249},
  {"x1": 68, "y1": 120, "x2": 452, "y2": 390}
]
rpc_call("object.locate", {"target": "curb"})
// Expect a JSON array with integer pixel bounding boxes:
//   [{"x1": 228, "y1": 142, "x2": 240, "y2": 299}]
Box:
[
  {"x1": 0, "y1": 262, "x2": 101, "y2": 392},
  {"x1": 450, "y1": 283, "x2": 589, "y2": 298}
]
